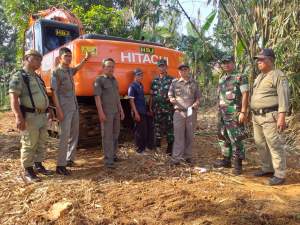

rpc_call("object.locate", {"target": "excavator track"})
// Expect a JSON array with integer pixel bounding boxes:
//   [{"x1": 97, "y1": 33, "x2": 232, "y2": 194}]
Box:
[{"x1": 48, "y1": 98, "x2": 133, "y2": 148}]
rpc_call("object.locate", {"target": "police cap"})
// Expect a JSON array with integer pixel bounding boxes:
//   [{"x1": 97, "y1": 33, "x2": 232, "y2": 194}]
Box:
[
  {"x1": 254, "y1": 48, "x2": 276, "y2": 60},
  {"x1": 178, "y1": 64, "x2": 190, "y2": 70}
]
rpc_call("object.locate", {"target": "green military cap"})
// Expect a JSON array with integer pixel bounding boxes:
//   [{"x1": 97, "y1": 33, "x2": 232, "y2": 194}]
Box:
[
  {"x1": 157, "y1": 58, "x2": 167, "y2": 66},
  {"x1": 220, "y1": 55, "x2": 234, "y2": 63},
  {"x1": 24, "y1": 49, "x2": 42, "y2": 59}
]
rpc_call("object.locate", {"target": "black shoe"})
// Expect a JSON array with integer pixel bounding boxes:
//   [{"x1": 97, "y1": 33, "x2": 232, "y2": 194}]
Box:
[
  {"x1": 156, "y1": 139, "x2": 161, "y2": 148},
  {"x1": 56, "y1": 166, "x2": 71, "y2": 176},
  {"x1": 213, "y1": 157, "x2": 232, "y2": 168},
  {"x1": 24, "y1": 167, "x2": 41, "y2": 183},
  {"x1": 166, "y1": 142, "x2": 173, "y2": 156},
  {"x1": 171, "y1": 160, "x2": 181, "y2": 166},
  {"x1": 254, "y1": 170, "x2": 274, "y2": 177},
  {"x1": 66, "y1": 160, "x2": 75, "y2": 167},
  {"x1": 269, "y1": 176, "x2": 285, "y2": 186},
  {"x1": 105, "y1": 163, "x2": 116, "y2": 169},
  {"x1": 185, "y1": 158, "x2": 193, "y2": 164},
  {"x1": 113, "y1": 156, "x2": 120, "y2": 162},
  {"x1": 34, "y1": 162, "x2": 53, "y2": 175},
  {"x1": 233, "y1": 158, "x2": 242, "y2": 175}
]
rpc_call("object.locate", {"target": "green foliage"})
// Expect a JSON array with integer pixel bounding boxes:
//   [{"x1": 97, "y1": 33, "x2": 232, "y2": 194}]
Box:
[
  {"x1": 0, "y1": 4, "x2": 17, "y2": 64},
  {"x1": 201, "y1": 10, "x2": 217, "y2": 32},
  {"x1": 73, "y1": 5, "x2": 130, "y2": 37},
  {"x1": 217, "y1": 0, "x2": 300, "y2": 111},
  {"x1": 0, "y1": 66, "x2": 12, "y2": 110}
]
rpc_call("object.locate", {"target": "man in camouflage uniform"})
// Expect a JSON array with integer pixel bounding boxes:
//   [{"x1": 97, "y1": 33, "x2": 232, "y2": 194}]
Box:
[
  {"x1": 9, "y1": 49, "x2": 52, "y2": 183},
  {"x1": 251, "y1": 48, "x2": 290, "y2": 186},
  {"x1": 214, "y1": 55, "x2": 249, "y2": 175},
  {"x1": 149, "y1": 59, "x2": 174, "y2": 154}
]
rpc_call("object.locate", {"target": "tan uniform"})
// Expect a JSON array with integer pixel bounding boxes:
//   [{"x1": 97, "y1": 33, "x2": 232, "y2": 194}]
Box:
[
  {"x1": 9, "y1": 69, "x2": 49, "y2": 168},
  {"x1": 251, "y1": 69, "x2": 290, "y2": 178},
  {"x1": 168, "y1": 77, "x2": 200, "y2": 162},
  {"x1": 94, "y1": 74, "x2": 121, "y2": 165},
  {"x1": 51, "y1": 66, "x2": 79, "y2": 166}
]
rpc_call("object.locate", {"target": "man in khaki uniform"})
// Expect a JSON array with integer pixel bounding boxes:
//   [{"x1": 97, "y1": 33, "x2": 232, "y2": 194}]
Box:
[
  {"x1": 168, "y1": 64, "x2": 200, "y2": 165},
  {"x1": 9, "y1": 49, "x2": 51, "y2": 183},
  {"x1": 94, "y1": 58, "x2": 124, "y2": 168},
  {"x1": 251, "y1": 48, "x2": 290, "y2": 186},
  {"x1": 51, "y1": 47, "x2": 90, "y2": 176}
]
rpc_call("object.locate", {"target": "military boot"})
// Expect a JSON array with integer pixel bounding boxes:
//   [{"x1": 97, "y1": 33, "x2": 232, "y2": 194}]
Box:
[
  {"x1": 213, "y1": 156, "x2": 232, "y2": 168},
  {"x1": 24, "y1": 167, "x2": 41, "y2": 183},
  {"x1": 166, "y1": 142, "x2": 173, "y2": 156},
  {"x1": 56, "y1": 166, "x2": 71, "y2": 176},
  {"x1": 34, "y1": 162, "x2": 53, "y2": 175},
  {"x1": 233, "y1": 158, "x2": 242, "y2": 175}
]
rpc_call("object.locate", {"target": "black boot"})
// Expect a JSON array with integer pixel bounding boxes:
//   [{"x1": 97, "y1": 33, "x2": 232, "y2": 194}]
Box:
[
  {"x1": 56, "y1": 166, "x2": 71, "y2": 176},
  {"x1": 233, "y1": 158, "x2": 242, "y2": 175},
  {"x1": 166, "y1": 142, "x2": 173, "y2": 156},
  {"x1": 214, "y1": 157, "x2": 232, "y2": 168},
  {"x1": 156, "y1": 139, "x2": 161, "y2": 148},
  {"x1": 24, "y1": 167, "x2": 41, "y2": 183},
  {"x1": 34, "y1": 162, "x2": 53, "y2": 175}
]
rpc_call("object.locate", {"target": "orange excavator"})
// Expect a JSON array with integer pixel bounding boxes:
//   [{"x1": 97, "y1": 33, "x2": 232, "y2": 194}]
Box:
[{"x1": 25, "y1": 7, "x2": 183, "y2": 145}]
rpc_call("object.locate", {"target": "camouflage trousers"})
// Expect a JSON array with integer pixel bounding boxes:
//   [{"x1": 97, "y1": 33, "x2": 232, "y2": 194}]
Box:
[
  {"x1": 154, "y1": 111, "x2": 174, "y2": 144},
  {"x1": 217, "y1": 116, "x2": 247, "y2": 160}
]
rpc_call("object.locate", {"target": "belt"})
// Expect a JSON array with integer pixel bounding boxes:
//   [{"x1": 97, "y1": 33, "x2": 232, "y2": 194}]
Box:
[
  {"x1": 251, "y1": 106, "x2": 278, "y2": 115},
  {"x1": 20, "y1": 105, "x2": 48, "y2": 114},
  {"x1": 175, "y1": 108, "x2": 187, "y2": 112}
]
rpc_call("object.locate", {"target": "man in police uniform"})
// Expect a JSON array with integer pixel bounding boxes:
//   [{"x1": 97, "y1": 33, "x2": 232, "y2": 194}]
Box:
[
  {"x1": 168, "y1": 64, "x2": 200, "y2": 164},
  {"x1": 251, "y1": 48, "x2": 290, "y2": 185},
  {"x1": 9, "y1": 49, "x2": 51, "y2": 183},
  {"x1": 149, "y1": 59, "x2": 174, "y2": 154},
  {"x1": 94, "y1": 58, "x2": 125, "y2": 168},
  {"x1": 214, "y1": 55, "x2": 249, "y2": 175}
]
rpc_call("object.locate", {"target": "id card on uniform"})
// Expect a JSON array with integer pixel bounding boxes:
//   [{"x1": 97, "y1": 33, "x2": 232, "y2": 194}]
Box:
[{"x1": 187, "y1": 106, "x2": 193, "y2": 117}]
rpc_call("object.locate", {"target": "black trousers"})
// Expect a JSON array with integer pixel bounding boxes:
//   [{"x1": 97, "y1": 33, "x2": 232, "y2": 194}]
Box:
[{"x1": 134, "y1": 114, "x2": 154, "y2": 152}]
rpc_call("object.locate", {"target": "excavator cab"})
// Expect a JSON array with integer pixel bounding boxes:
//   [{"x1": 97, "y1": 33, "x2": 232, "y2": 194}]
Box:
[{"x1": 24, "y1": 19, "x2": 79, "y2": 55}]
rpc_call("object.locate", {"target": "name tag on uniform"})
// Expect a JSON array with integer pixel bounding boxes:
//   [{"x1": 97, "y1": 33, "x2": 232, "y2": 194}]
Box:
[{"x1": 187, "y1": 106, "x2": 193, "y2": 117}]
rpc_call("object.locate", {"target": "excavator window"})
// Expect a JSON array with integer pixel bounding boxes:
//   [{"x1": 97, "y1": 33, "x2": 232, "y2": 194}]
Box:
[
  {"x1": 43, "y1": 26, "x2": 77, "y2": 54},
  {"x1": 25, "y1": 27, "x2": 34, "y2": 51},
  {"x1": 33, "y1": 19, "x2": 80, "y2": 55}
]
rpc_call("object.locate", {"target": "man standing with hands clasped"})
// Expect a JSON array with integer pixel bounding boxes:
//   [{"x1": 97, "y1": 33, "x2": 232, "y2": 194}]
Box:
[
  {"x1": 128, "y1": 68, "x2": 153, "y2": 154},
  {"x1": 94, "y1": 58, "x2": 125, "y2": 169},
  {"x1": 168, "y1": 64, "x2": 200, "y2": 165},
  {"x1": 251, "y1": 48, "x2": 290, "y2": 186},
  {"x1": 149, "y1": 59, "x2": 174, "y2": 154}
]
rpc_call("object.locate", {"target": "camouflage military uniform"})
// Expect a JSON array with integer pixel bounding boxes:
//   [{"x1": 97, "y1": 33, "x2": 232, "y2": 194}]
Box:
[
  {"x1": 217, "y1": 72, "x2": 249, "y2": 160},
  {"x1": 151, "y1": 75, "x2": 174, "y2": 145}
]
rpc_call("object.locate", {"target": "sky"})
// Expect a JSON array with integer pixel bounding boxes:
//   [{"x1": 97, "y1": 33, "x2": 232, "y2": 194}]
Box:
[{"x1": 178, "y1": 0, "x2": 216, "y2": 36}]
